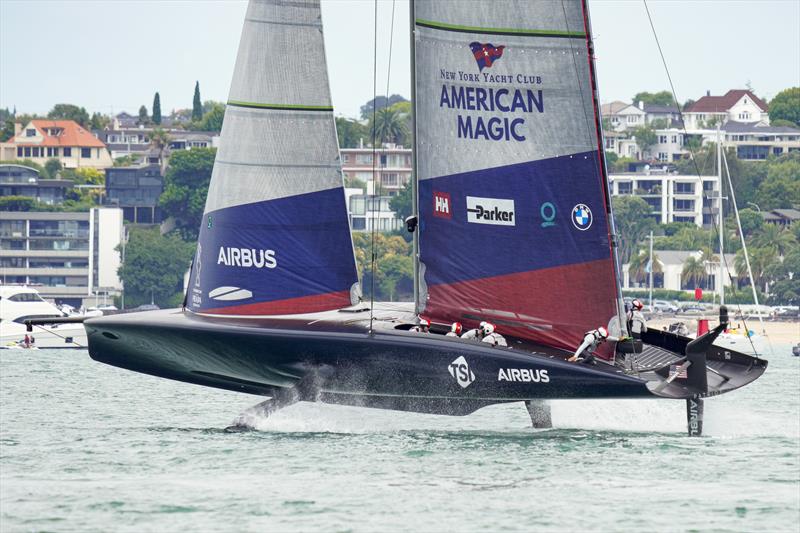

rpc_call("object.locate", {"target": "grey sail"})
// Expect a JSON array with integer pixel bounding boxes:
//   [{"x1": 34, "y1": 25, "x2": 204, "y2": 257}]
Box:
[{"x1": 189, "y1": 0, "x2": 360, "y2": 316}]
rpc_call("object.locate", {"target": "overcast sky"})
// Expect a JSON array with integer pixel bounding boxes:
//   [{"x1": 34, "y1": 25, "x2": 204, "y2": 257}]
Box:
[{"x1": 1, "y1": 0, "x2": 798, "y2": 119}]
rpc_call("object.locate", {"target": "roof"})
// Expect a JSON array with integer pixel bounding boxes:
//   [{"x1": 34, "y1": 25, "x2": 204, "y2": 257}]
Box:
[
  {"x1": 601, "y1": 101, "x2": 630, "y2": 115},
  {"x1": 770, "y1": 209, "x2": 800, "y2": 221},
  {"x1": 723, "y1": 121, "x2": 800, "y2": 134},
  {"x1": 0, "y1": 164, "x2": 41, "y2": 175},
  {"x1": 9, "y1": 120, "x2": 106, "y2": 148},
  {"x1": 643, "y1": 103, "x2": 679, "y2": 114},
  {"x1": 685, "y1": 90, "x2": 768, "y2": 114}
]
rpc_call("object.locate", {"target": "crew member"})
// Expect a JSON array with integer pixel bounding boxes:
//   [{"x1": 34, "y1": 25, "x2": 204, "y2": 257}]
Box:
[
  {"x1": 23, "y1": 334, "x2": 30, "y2": 349},
  {"x1": 461, "y1": 321, "x2": 488, "y2": 341},
  {"x1": 446, "y1": 322, "x2": 463, "y2": 337},
  {"x1": 627, "y1": 299, "x2": 647, "y2": 340},
  {"x1": 481, "y1": 322, "x2": 507, "y2": 347},
  {"x1": 568, "y1": 326, "x2": 618, "y2": 365},
  {"x1": 411, "y1": 318, "x2": 430, "y2": 333}
]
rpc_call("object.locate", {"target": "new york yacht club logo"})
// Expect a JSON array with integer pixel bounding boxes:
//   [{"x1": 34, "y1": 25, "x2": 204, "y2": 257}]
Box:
[{"x1": 469, "y1": 42, "x2": 505, "y2": 71}]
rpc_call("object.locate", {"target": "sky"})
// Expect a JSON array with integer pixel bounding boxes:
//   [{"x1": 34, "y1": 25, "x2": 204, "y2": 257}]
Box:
[{"x1": 1, "y1": 0, "x2": 798, "y2": 119}]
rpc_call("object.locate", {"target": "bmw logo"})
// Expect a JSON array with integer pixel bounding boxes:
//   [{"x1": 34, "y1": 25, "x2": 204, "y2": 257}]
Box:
[{"x1": 572, "y1": 204, "x2": 593, "y2": 231}]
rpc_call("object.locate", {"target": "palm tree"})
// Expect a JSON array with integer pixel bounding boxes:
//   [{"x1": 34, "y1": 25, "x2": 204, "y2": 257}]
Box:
[
  {"x1": 627, "y1": 249, "x2": 661, "y2": 287},
  {"x1": 149, "y1": 127, "x2": 171, "y2": 172},
  {"x1": 699, "y1": 247, "x2": 719, "y2": 288},
  {"x1": 369, "y1": 107, "x2": 408, "y2": 146},
  {"x1": 735, "y1": 246, "x2": 778, "y2": 292},
  {"x1": 751, "y1": 224, "x2": 797, "y2": 257},
  {"x1": 681, "y1": 255, "x2": 707, "y2": 290}
]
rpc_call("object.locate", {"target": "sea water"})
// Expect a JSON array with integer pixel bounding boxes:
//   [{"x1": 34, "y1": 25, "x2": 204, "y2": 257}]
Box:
[{"x1": 1, "y1": 346, "x2": 798, "y2": 532}]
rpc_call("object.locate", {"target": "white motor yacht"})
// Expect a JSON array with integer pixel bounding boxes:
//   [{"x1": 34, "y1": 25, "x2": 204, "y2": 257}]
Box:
[{"x1": 0, "y1": 286, "x2": 88, "y2": 349}]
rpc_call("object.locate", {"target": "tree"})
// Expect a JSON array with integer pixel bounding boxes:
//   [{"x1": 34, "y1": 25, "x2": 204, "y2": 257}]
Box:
[
  {"x1": 735, "y1": 208, "x2": 764, "y2": 237},
  {"x1": 604, "y1": 151, "x2": 618, "y2": 166},
  {"x1": 768, "y1": 87, "x2": 800, "y2": 127},
  {"x1": 344, "y1": 176, "x2": 366, "y2": 191},
  {"x1": 47, "y1": 103, "x2": 90, "y2": 126},
  {"x1": 755, "y1": 155, "x2": 800, "y2": 209},
  {"x1": 159, "y1": 148, "x2": 216, "y2": 241},
  {"x1": 0, "y1": 196, "x2": 38, "y2": 211},
  {"x1": 89, "y1": 112, "x2": 110, "y2": 130},
  {"x1": 734, "y1": 246, "x2": 777, "y2": 292},
  {"x1": 138, "y1": 105, "x2": 149, "y2": 125},
  {"x1": 336, "y1": 117, "x2": 368, "y2": 148},
  {"x1": 149, "y1": 128, "x2": 171, "y2": 168},
  {"x1": 198, "y1": 102, "x2": 225, "y2": 132},
  {"x1": 117, "y1": 227, "x2": 194, "y2": 308},
  {"x1": 681, "y1": 256, "x2": 707, "y2": 289},
  {"x1": 360, "y1": 94, "x2": 408, "y2": 120},
  {"x1": 631, "y1": 125, "x2": 657, "y2": 158},
  {"x1": 152, "y1": 92, "x2": 162, "y2": 125},
  {"x1": 627, "y1": 249, "x2": 661, "y2": 287},
  {"x1": 192, "y1": 81, "x2": 203, "y2": 122},
  {"x1": 612, "y1": 196, "x2": 656, "y2": 263},
  {"x1": 389, "y1": 179, "x2": 413, "y2": 222},
  {"x1": 751, "y1": 223, "x2": 797, "y2": 257},
  {"x1": 369, "y1": 107, "x2": 409, "y2": 146},
  {"x1": 631, "y1": 91, "x2": 675, "y2": 107},
  {"x1": 44, "y1": 158, "x2": 62, "y2": 179}
]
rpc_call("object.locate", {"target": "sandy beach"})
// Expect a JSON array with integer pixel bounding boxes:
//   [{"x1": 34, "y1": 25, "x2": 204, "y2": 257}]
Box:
[{"x1": 648, "y1": 317, "x2": 799, "y2": 344}]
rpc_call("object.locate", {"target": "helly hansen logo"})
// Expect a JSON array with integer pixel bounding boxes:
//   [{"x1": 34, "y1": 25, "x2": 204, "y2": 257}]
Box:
[
  {"x1": 466, "y1": 196, "x2": 515, "y2": 226},
  {"x1": 448, "y1": 356, "x2": 475, "y2": 388},
  {"x1": 433, "y1": 191, "x2": 452, "y2": 219}
]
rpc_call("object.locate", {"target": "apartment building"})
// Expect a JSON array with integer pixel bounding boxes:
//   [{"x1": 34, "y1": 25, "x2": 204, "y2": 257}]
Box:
[
  {"x1": 0, "y1": 164, "x2": 73, "y2": 205},
  {"x1": 0, "y1": 208, "x2": 124, "y2": 307},
  {"x1": 340, "y1": 144, "x2": 412, "y2": 197},
  {"x1": 0, "y1": 120, "x2": 112, "y2": 169},
  {"x1": 609, "y1": 170, "x2": 721, "y2": 228},
  {"x1": 104, "y1": 164, "x2": 164, "y2": 224}
]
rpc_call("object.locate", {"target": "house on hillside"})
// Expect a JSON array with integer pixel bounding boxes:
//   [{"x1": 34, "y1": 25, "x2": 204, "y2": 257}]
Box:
[
  {"x1": 0, "y1": 120, "x2": 112, "y2": 169},
  {"x1": 683, "y1": 89, "x2": 768, "y2": 130}
]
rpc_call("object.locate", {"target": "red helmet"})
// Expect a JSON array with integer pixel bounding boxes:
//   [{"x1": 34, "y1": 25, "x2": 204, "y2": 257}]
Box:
[
  {"x1": 419, "y1": 318, "x2": 430, "y2": 328},
  {"x1": 631, "y1": 299, "x2": 644, "y2": 311},
  {"x1": 596, "y1": 326, "x2": 609, "y2": 339},
  {"x1": 451, "y1": 322, "x2": 462, "y2": 335}
]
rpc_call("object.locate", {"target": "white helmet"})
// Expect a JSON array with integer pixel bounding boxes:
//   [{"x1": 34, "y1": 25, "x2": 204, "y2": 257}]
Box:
[
  {"x1": 596, "y1": 326, "x2": 609, "y2": 339},
  {"x1": 419, "y1": 318, "x2": 430, "y2": 328},
  {"x1": 481, "y1": 322, "x2": 495, "y2": 335},
  {"x1": 451, "y1": 322, "x2": 463, "y2": 335}
]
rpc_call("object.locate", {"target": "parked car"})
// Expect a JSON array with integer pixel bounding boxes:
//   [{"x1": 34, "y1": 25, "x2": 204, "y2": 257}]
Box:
[
  {"x1": 772, "y1": 306, "x2": 799, "y2": 319},
  {"x1": 679, "y1": 305, "x2": 706, "y2": 315},
  {"x1": 652, "y1": 299, "x2": 679, "y2": 313}
]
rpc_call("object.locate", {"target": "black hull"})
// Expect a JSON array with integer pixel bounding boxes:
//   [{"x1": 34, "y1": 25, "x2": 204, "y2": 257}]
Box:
[{"x1": 85, "y1": 308, "x2": 766, "y2": 417}]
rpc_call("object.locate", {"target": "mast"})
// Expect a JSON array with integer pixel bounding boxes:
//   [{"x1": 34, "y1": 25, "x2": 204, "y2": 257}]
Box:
[
  {"x1": 716, "y1": 124, "x2": 725, "y2": 306},
  {"x1": 409, "y1": 0, "x2": 420, "y2": 313},
  {"x1": 648, "y1": 231, "x2": 654, "y2": 309},
  {"x1": 721, "y1": 148, "x2": 766, "y2": 336}
]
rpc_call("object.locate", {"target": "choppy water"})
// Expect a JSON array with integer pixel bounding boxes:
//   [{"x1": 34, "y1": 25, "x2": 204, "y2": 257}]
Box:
[{"x1": 1, "y1": 346, "x2": 798, "y2": 532}]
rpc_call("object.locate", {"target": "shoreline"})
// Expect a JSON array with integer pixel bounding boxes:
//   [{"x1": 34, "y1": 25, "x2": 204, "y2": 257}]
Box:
[{"x1": 648, "y1": 317, "x2": 799, "y2": 344}]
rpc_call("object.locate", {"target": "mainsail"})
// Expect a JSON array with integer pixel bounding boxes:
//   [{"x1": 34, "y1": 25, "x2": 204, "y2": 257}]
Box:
[
  {"x1": 413, "y1": 0, "x2": 622, "y2": 351},
  {"x1": 190, "y1": 0, "x2": 359, "y2": 316}
]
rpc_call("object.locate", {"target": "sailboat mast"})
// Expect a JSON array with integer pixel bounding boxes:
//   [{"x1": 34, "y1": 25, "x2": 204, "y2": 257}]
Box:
[
  {"x1": 580, "y1": 0, "x2": 627, "y2": 330},
  {"x1": 409, "y1": 0, "x2": 420, "y2": 314},
  {"x1": 716, "y1": 124, "x2": 725, "y2": 306}
]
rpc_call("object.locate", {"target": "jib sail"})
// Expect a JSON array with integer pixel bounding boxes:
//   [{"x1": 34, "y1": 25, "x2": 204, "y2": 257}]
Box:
[
  {"x1": 413, "y1": 0, "x2": 622, "y2": 351},
  {"x1": 189, "y1": 0, "x2": 359, "y2": 316}
]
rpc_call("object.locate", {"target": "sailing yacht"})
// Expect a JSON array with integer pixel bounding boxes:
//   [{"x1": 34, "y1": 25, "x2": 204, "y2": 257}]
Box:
[{"x1": 82, "y1": 0, "x2": 766, "y2": 435}]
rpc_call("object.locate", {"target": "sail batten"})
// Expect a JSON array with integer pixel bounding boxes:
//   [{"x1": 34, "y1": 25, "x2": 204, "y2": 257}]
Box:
[
  {"x1": 414, "y1": 0, "x2": 618, "y2": 352},
  {"x1": 189, "y1": 0, "x2": 358, "y2": 316}
]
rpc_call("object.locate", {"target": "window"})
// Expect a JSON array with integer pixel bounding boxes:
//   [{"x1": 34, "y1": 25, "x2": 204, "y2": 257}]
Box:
[
  {"x1": 8, "y1": 292, "x2": 46, "y2": 302},
  {"x1": 63, "y1": 147, "x2": 72, "y2": 157},
  {"x1": 356, "y1": 154, "x2": 372, "y2": 165},
  {"x1": 24, "y1": 147, "x2": 31, "y2": 157},
  {"x1": 671, "y1": 135, "x2": 677, "y2": 143},
  {"x1": 32, "y1": 147, "x2": 40, "y2": 157},
  {"x1": 626, "y1": 115, "x2": 638, "y2": 124},
  {"x1": 617, "y1": 182, "x2": 632, "y2": 194},
  {"x1": 382, "y1": 173, "x2": 399, "y2": 187},
  {"x1": 342, "y1": 154, "x2": 350, "y2": 163},
  {"x1": 673, "y1": 199, "x2": 694, "y2": 212},
  {"x1": 657, "y1": 152, "x2": 668, "y2": 161},
  {"x1": 26, "y1": 128, "x2": 36, "y2": 137},
  {"x1": 16, "y1": 147, "x2": 22, "y2": 157},
  {"x1": 674, "y1": 182, "x2": 695, "y2": 194},
  {"x1": 658, "y1": 135, "x2": 667, "y2": 144},
  {"x1": 81, "y1": 148, "x2": 91, "y2": 158},
  {"x1": 773, "y1": 147, "x2": 783, "y2": 155}
]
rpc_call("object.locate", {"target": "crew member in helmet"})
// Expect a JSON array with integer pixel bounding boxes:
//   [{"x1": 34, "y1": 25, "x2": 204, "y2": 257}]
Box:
[
  {"x1": 481, "y1": 322, "x2": 507, "y2": 347},
  {"x1": 411, "y1": 318, "x2": 430, "y2": 333},
  {"x1": 568, "y1": 326, "x2": 618, "y2": 365},
  {"x1": 446, "y1": 322, "x2": 463, "y2": 337},
  {"x1": 461, "y1": 321, "x2": 488, "y2": 341},
  {"x1": 627, "y1": 299, "x2": 647, "y2": 340}
]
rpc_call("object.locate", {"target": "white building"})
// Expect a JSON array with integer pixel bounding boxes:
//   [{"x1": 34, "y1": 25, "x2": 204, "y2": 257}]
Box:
[
  {"x1": 340, "y1": 144, "x2": 412, "y2": 197},
  {"x1": 623, "y1": 249, "x2": 738, "y2": 293},
  {"x1": 609, "y1": 171, "x2": 720, "y2": 228},
  {"x1": 0, "y1": 208, "x2": 124, "y2": 307},
  {"x1": 683, "y1": 89, "x2": 768, "y2": 130}
]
